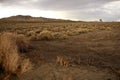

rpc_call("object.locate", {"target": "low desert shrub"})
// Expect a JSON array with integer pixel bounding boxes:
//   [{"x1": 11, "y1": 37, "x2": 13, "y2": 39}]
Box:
[
  {"x1": 34, "y1": 29, "x2": 41, "y2": 33},
  {"x1": 106, "y1": 27, "x2": 112, "y2": 30},
  {"x1": 0, "y1": 26, "x2": 7, "y2": 33},
  {"x1": 37, "y1": 30, "x2": 55, "y2": 40},
  {"x1": 16, "y1": 30, "x2": 23, "y2": 34},
  {"x1": 53, "y1": 32, "x2": 69, "y2": 40},
  {"x1": 29, "y1": 34, "x2": 37, "y2": 41},
  {"x1": 77, "y1": 28, "x2": 90, "y2": 34},
  {"x1": 56, "y1": 55, "x2": 72, "y2": 68},
  {"x1": 17, "y1": 55, "x2": 32, "y2": 77},
  {"x1": 0, "y1": 33, "x2": 1, "y2": 36},
  {"x1": 66, "y1": 31, "x2": 74, "y2": 36},
  {"x1": 26, "y1": 31, "x2": 36, "y2": 37},
  {"x1": 0, "y1": 32, "x2": 32, "y2": 80},
  {"x1": 16, "y1": 34, "x2": 31, "y2": 53},
  {"x1": 59, "y1": 33, "x2": 69, "y2": 39}
]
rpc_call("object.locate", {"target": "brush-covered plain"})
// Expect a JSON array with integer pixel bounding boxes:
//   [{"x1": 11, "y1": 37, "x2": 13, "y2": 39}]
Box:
[{"x1": 0, "y1": 19, "x2": 120, "y2": 80}]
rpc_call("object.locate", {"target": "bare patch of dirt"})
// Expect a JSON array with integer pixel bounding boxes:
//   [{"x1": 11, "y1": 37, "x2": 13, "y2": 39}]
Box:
[{"x1": 22, "y1": 28, "x2": 120, "y2": 80}]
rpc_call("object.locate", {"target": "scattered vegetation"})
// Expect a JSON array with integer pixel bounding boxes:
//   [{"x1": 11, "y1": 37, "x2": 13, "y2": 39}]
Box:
[
  {"x1": 0, "y1": 18, "x2": 120, "y2": 80},
  {"x1": 0, "y1": 22, "x2": 116, "y2": 41},
  {"x1": 0, "y1": 32, "x2": 32, "y2": 80}
]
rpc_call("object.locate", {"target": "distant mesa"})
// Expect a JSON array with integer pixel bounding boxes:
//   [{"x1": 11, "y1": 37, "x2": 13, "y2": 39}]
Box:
[
  {"x1": 11, "y1": 15, "x2": 32, "y2": 19},
  {"x1": 0, "y1": 15, "x2": 77, "y2": 22}
]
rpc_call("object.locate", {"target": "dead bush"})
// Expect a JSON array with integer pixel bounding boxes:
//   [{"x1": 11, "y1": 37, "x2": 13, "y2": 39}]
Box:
[
  {"x1": 56, "y1": 55, "x2": 72, "y2": 68},
  {"x1": 37, "y1": 30, "x2": 55, "y2": 40},
  {"x1": 16, "y1": 55, "x2": 32, "y2": 77},
  {"x1": 0, "y1": 33, "x2": 1, "y2": 35},
  {"x1": 16, "y1": 34, "x2": 31, "y2": 53},
  {"x1": 52, "y1": 32, "x2": 68, "y2": 40},
  {"x1": 77, "y1": 28, "x2": 90, "y2": 34},
  {"x1": 26, "y1": 31, "x2": 36, "y2": 37},
  {"x1": 65, "y1": 30, "x2": 74, "y2": 36},
  {"x1": 59, "y1": 33, "x2": 69, "y2": 39},
  {"x1": 29, "y1": 34, "x2": 37, "y2": 41},
  {"x1": 0, "y1": 32, "x2": 32, "y2": 80}
]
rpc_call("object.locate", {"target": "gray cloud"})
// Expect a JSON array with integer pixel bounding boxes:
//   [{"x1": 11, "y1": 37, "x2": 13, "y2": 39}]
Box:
[
  {"x1": 0, "y1": 0, "x2": 120, "y2": 21},
  {"x1": 65, "y1": 8, "x2": 120, "y2": 21},
  {"x1": 35, "y1": 0, "x2": 117, "y2": 10},
  {"x1": 0, "y1": 0, "x2": 118, "y2": 10}
]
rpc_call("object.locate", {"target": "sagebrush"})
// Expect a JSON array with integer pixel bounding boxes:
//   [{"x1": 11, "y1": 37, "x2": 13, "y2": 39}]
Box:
[{"x1": 0, "y1": 32, "x2": 32, "y2": 80}]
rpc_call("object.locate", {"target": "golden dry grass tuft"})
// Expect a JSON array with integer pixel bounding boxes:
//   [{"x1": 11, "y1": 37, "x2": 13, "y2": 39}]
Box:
[
  {"x1": 26, "y1": 31, "x2": 36, "y2": 37},
  {"x1": 17, "y1": 55, "x2": 32, "y2": 77},
  {"x1": 29, "y1": 34, "x2": 37, "y2": 41},
  {"x1": 37, "y1": 30, "x2": 55, "y2": 40},
  {"x1": 56, "y1": 55, "x2": 72, "y2": 68},
  {"x1": 16, "y1": 34, "x2": 31, "y2": 53},
  {"x1": 0, "y1": 32, "x2": 32, "y2": 80}
]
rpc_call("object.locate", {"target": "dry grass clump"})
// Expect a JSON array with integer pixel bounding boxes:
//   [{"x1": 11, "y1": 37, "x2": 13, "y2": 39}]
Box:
[
  {"x1": 106, "y1": 27, "x2": 112, "y2": 30},
  {"x1": 77, "y1": 28, "x2": 91, "y2": 34},
  {"x1": 37, "y1": 30, "x2": 55, "y2": 40},
  {"x1": 0, "y1": 32, "x2": 32, "y2": 80},
  {"x1": 26, "y1": 31, "x2": 36, "y2": 37},
  {"x1": 0, "y1": 33, "x2": 2, "y2": 39},
  {"x1": 59, "y1": 33, "x2": 69, "y2": 39},
  {"x1": 34, "y1": 29, "x2": 41, "y2": 33},
  {"x1": 65, "y1": 30, "x2": 74, "y2": 36},
  {"x1": 29, "y1": 34, "x2": 37, "y2": 41},
  {"x1": 16, "y1": 34, "x2": 31, "y2": 53},
  {"x1": 26, "y1": 31, "x2": 37, "y2": 40},
  {"x1": 56, "y1": 55, "x2": 72, "y2": 68},
  {"x1": 63, "y1": 75, "x2": 74, "y2": 80},
  {"x1": 17, "y1": 55, "x2": 32, "y2": 76},
  {"x1": 98, "y1": 26, "x2": 112, "y2": 31},
  {"x1": 16, "y1": 30, "x2": 23, "y2": 34},
  {"x1": 0, "y1": 26, "x2": 6, "y2": 33},
  {"x1": 49, "y1": 32, "x2": 69, "y2": 40}
]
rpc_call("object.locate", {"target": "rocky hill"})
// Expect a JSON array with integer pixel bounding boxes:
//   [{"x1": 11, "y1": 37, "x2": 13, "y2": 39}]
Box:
[{"x1": 0, "y1": 15, "x2": 75, "y2": 23}]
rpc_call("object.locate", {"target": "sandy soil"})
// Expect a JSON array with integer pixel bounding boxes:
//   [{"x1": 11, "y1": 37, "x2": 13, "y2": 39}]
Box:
[{"x1": 20, "y1": 28, "x2": 120, "y2": 80}]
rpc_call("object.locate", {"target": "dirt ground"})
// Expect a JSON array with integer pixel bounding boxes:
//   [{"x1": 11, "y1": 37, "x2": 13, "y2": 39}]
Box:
[
  {"x1": 0, "y1": 19, "x2": 120, "y2": 80},
  {"x1": 20, "y1": 27, "x2": 120, "y2": 80}
]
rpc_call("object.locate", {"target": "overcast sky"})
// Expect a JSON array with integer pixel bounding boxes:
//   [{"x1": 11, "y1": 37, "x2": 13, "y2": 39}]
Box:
[{"x1": 0, "y1": 0, "x2": 120, "y2": 21}]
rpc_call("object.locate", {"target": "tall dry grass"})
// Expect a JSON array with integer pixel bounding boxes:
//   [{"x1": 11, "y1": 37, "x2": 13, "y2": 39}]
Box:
[
  {"x1": 37, "y1": 30, "x2": 55, "y2": 40},
  {"x1": 16, "y1": 34, "x2": 31, "y2": 53},
  {"x1": 0, "y1": 32, "x2": 32, "y2": 80}
]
